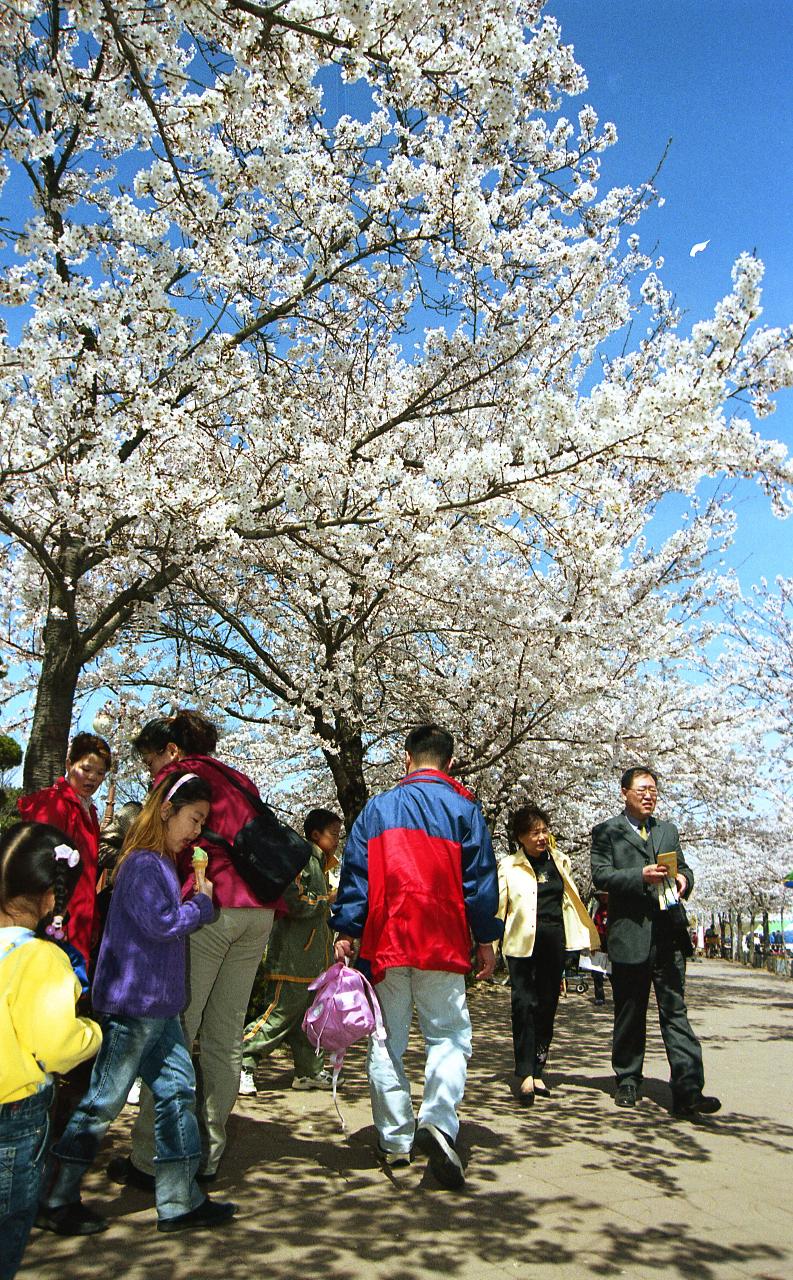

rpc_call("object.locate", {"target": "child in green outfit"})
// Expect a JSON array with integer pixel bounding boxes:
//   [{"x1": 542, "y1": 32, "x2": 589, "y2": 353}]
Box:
[{"x1": 240, "y1": 809, "x2": 342, "y2": 1093}]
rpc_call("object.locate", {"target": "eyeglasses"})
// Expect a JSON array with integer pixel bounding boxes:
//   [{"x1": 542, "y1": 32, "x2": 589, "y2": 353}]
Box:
[{"x1": 630, "y1": 786, "x2": 658, "y2": 797}]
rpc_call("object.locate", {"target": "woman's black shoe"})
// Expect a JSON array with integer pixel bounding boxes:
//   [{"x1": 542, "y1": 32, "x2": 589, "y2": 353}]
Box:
[
  {"x1": 36, "y1": 1201, "x2": 108, "y2": 1236},
  {"x1": 157, "y1": 1197, "x2": 237, "y2": 1233},
  {"x1": 107, "y1": 1155, "x2": 155, "y2": 1193}
]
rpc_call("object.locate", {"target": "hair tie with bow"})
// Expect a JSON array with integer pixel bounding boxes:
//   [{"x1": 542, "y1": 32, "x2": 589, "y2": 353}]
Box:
[{"x1": 54, "y1": 843, "x2": 80, "y2": 868}]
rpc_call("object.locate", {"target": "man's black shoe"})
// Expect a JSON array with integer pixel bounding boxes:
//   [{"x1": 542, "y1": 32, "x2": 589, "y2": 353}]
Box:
[
  {"x1": 414, "y1": 1123, "x2": 465, "y2": 1190},
  {"x1": 107, "y1": 1155, "x2": 155, "y2": 1193},
  {"x1": 36, "y1": 1201, "x2": 108, "y2": 1236},
  {"x1": 614, "y1": 1082, "x2": 638, "y2": 1108},
  {"x1": 672, "y1": 1094, "x2": 722, "y2": 1118},
  {"x1": 157, "y1": 1197, "x2": 237, "y2": 1233}
]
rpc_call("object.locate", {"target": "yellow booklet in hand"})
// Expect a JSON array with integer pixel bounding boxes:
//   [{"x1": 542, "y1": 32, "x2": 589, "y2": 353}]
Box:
[{"x1": 657, "y1": 851, "x2": 678, "y2": 879}]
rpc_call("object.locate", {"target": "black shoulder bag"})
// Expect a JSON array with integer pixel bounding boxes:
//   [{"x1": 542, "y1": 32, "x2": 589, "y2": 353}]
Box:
[{"x1": 199, "y1": 761, "x2": 313, "y2": 903}]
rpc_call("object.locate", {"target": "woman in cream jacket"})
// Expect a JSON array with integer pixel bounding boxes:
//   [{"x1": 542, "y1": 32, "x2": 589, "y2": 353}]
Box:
[{"x1": 499, "y1": 804, "x2": 599, "y2": 1103}]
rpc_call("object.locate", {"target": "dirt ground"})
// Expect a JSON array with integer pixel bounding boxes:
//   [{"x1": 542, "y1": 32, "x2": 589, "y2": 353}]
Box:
[{"x1": 19, "y1": 960, "x2": 793, "y2": 1280}]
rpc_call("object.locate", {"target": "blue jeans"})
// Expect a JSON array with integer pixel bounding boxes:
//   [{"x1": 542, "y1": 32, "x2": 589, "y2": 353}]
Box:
[
  {"x1": 366, "y1": 968, "x2": 472, "y2": 1153},
  {"x1": 0, "y1": 1085, "x2": 52, "y2": 1280},
  {"x1": 46, "y1": 1015, "x2": 203, "y2": 1221}
]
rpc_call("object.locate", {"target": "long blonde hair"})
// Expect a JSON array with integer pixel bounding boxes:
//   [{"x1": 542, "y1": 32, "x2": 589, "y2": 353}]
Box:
[{"x1": 113, "y1": 772, "x2": 212, "y2": 883}]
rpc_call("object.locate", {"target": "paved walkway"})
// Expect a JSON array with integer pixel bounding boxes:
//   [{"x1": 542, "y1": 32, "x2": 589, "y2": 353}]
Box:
[{"x1": 20, "y1": 960, "x2": 792, "y2": 1280}]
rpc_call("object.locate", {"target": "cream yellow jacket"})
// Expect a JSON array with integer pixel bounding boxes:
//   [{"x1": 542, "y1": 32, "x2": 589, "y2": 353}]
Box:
[{"x1": 497, "y1": 847, "x2": 599, "y2": 958}]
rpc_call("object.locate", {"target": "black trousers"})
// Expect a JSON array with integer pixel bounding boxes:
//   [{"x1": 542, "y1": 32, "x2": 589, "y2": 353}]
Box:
[
  {"x1": 506, "y1": 924, "x2": 566, "y2": 1078},
  {"x1": 611, "y1": 937, "x2": 705, "y2": 1102}
]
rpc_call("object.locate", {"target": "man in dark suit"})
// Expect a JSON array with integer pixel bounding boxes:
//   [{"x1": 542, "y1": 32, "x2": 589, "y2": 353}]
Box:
[{"x1": 591, "y1": 767, "x2": 721, "y2": 1117}]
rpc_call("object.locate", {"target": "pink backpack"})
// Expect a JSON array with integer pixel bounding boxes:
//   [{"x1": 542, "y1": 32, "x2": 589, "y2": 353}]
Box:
[{"x1": 302, "y1": 960, "x2": 386, "y2": 1126}]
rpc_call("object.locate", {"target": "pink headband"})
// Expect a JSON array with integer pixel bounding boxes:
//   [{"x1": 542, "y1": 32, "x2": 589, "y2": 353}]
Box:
[{"x1": 164, "y1": 773, "x2": 199, "y2": 803}]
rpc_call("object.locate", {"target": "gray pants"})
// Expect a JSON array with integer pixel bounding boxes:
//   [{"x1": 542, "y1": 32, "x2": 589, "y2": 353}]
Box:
[
  {"x1": 611, "y1": 941, "x2": 705, "y2": 1102},
  {"x1": 132, "y1": 907, "x2": 273, "y2": 1176}
]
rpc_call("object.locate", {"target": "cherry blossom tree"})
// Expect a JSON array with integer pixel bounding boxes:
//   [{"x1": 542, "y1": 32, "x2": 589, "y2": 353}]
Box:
[{"x1": 1, "y1": 0, "x2": 791, "y2": 815}]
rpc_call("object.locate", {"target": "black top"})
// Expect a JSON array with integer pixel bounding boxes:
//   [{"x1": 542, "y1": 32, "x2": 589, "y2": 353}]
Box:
[{"x1": 532, "y1": 851, "x2": 565, "y2": 926}]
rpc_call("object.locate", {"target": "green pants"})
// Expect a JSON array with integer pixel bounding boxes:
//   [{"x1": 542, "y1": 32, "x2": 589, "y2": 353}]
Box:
[{"x1": 242, "y1": 977, "x2": 322, "y2": 1078}]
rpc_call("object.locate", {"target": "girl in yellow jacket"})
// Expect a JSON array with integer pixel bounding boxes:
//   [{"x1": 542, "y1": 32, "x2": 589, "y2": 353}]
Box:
[
  {"x1": 498, "y1": 805, "x2": 598, "y2": 1104},
  {"x1": 0, "y1": 822, "x2": 101, "y2": 1279}
]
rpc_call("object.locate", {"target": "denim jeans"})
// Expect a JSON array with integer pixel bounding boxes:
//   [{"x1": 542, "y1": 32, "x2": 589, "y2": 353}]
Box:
[
  {"x1": 46, "y1": 1014, "x2": 203, "y2": 1221},
  {"x1": 133, "y1": 907, "x2": 273, "y2": 1176},
  {"x1": 0, "y1": 1084, "x2": 52, "y2": 1280},
  {"x1": 366, "y1": 968, "x2": 472, "y2": 1154}
]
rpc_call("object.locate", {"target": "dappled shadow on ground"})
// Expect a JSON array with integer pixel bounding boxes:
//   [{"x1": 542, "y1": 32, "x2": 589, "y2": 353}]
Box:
[{"x1": 20, "y1": 965, "x2": 791, "y2": 1280}]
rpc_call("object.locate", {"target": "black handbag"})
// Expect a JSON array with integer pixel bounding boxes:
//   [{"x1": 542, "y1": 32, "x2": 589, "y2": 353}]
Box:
[
  {"x1": 200, "y1": 761, "x2": 313, "y2": 903},
  {"x1": 665, "y1": 901, "x2": 694, "y2": 958}
]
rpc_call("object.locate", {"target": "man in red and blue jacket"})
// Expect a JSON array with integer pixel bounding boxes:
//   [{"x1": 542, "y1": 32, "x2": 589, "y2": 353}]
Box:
[{"x1": 331, "y1": 724, "x2": 503, "y2": 1189}]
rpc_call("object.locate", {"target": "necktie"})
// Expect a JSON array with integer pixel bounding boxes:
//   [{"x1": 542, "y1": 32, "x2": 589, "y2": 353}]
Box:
[{"x1": 640, "y1": 824, "x2": 648, "y2": 840}]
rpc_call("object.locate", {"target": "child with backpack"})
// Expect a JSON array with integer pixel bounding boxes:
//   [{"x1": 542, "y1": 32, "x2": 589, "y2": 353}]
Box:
[
  {"x1": 37, "y1": 771, "x2": 236, "y2": 1237},
  {"x1": 0, "y1": 822, "x2": 102, "y2": 1280},
  {"x1": 240, "y1": 808, "x2": 342, "y2": 1094}
]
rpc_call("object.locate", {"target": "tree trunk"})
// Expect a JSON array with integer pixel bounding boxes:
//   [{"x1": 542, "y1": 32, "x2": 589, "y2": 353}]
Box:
[
  {"x1": 735, "y1": 910, "x2": 742, "y2": 962},
  {"x1": 762, "y1": 909, "x2": 770, "y2": 961},
  {"x1": 22, "y1": 593, "x2": 83, "y2": 793},
  {"x1": 321, "y1": 722, "x2": 368, "y2": 830}
]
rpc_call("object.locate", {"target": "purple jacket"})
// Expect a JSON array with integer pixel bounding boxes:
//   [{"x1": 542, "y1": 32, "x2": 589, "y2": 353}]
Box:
[{"x1": 92, "y1": 849, "x2": 213, "y2": 1018}]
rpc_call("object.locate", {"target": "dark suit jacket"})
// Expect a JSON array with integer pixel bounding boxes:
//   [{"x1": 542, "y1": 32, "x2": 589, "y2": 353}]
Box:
[{"x1": 590, "y1": 814, "x2": 694, "y2": 964}]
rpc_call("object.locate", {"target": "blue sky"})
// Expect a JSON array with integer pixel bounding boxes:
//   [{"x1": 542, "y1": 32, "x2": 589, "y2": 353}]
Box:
[{"x1": 550, "y1": 0, "x2": 792, "y2": 587}]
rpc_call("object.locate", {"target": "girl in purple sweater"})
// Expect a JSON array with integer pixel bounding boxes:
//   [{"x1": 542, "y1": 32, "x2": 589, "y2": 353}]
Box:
[{"x1": 38, "y1": 772, "x2": 236, "y2": 1236}]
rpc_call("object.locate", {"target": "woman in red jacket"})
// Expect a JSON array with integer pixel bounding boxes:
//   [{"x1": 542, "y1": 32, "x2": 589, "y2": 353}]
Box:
[
  {"x1": 17, "y1": 732, "x2": 111, "y2": 970},
  {"x1": 113, "y1": 709, "x2": 275, "y2": 1189}
]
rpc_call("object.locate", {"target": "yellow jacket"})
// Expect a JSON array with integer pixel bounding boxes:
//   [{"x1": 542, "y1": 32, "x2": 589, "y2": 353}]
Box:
[
  {"x1": 0, "y1": 928, "x2": 102, "y2": 1104},
  {"x1": 497, "y1": 847, "x2": 599, "y2": 958}
]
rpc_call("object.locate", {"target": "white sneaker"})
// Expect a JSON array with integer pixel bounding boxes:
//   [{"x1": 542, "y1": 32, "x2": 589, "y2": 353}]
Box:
[
  {"x1": 126, "y1": 1079, "x2": 142, "y2": 1106},
  {"x1": 292, "y1": 1069, "x2": 334, "y2": 1091},
  {"x1": 238, "y1": 1069, "x2": 257, "y2": 1096}
]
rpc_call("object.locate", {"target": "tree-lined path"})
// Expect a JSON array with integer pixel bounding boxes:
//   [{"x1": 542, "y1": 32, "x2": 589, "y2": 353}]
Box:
[{"x1": 21, "y1": 961, "x2": 792, "y2": 1280}]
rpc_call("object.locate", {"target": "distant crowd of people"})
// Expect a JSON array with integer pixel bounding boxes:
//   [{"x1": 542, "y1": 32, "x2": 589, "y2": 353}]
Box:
[{"x1": 1, "y1": 715, "x2": 720, "y2": 1278}]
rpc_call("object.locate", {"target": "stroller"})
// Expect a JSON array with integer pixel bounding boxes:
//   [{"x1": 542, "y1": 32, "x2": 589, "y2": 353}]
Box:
[{"x1": 561, "y1": 949, "x2": 589, "y2": 995}]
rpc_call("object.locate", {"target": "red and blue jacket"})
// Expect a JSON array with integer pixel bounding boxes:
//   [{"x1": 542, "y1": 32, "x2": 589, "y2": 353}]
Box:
[{"x1": 330, "y1": 769, "x2": 503, "y2": 984}]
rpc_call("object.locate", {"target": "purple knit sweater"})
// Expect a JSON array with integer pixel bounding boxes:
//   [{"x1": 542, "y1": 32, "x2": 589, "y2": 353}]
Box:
[{"x1": 92, "y1": 848, "x2": 214, "y2": 1018}]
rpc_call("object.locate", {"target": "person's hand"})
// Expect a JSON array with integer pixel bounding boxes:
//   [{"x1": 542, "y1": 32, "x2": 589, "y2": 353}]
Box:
[
  {"x1": 474, "y1": 943, "x2": 496, "y2": 980},
  {"x1": 675, "y1": 873, "x2": 688, "y2": 896},
  {"x1": 334, "y1": 936, "x2": 354, "y2": 963},
  {"x1": 642, "y1": 864, "x2": 669, "y2": 884}
]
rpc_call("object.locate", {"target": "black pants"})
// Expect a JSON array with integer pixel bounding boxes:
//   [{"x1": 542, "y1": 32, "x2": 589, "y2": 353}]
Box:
[
  {"x1": 611, "y1": 938, "x2": 705, "y2": 1102},
  {"x1": 506, "y1": 924, "x2": 566, "y2": 1078}
]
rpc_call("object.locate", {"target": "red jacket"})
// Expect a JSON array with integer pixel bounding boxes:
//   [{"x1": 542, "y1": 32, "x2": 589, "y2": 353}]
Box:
[
  {"x1": 156, "y1": 755, "x2": 278, "y2": 909},
  {"x1": 330, "y1": 769, "x2": 502, "y2": 983},
  {"x1": 17, "y1": 777, "x2": 101, "y2": 963}
]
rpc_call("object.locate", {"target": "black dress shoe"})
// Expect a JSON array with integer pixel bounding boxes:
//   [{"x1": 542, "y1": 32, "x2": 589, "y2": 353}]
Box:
[
  {"x1": 157, "y1": 1197, "x2": 237, "y2": 1233},
  {"x1": 197, "y1": 1169, "x2": 218, "y2": 1184},
  {"x1": 615, "y1": 1082, "x2": 638, "y2": 1108},
  {"x1": 533, "y1": 1082, "x2": 552, "y2": 1099},
  {"x1": 414, "y1": 1124, "x2": 465, "y2": 1190},
  {"x1": 107, "y1": 1155, "x2": 155, "y2": 1193},
  {"x1": 36, "y1": 1201, "x2": 108, "y2": 1236},
  {"x1": 672, "y1": 1094, "x2": 722, "y2": 1118}
]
